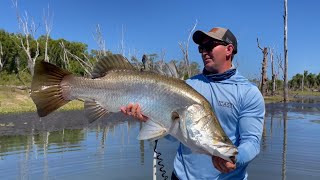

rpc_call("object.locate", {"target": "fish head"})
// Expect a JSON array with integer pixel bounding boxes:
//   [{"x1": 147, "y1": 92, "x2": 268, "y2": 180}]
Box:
[{"x1": 174, "y1": 104, "x2": 238, "y2": 163}]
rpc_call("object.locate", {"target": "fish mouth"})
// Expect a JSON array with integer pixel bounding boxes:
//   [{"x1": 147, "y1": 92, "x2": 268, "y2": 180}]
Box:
[
  {"x1": 230, "y1": 155, "x2": 237, "y2": 164},
  {"x1": 201, "y1": 141, "x2": 238, "y2": 163}
]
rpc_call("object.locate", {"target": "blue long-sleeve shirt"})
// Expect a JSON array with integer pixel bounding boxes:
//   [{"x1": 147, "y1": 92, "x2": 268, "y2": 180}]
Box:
[{"x1": 173, "y1": 70, "x2": 265, "y2": 180}]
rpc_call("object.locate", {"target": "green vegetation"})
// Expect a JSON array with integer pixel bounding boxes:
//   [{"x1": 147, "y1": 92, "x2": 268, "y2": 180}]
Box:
[
  {"x1": 0, "y1": 86, "x2": 82, "y2": 114},
  {"x1": 0, "y1": 29, "x2": 200, "y2": 78},
  {"x1": 289, "y1": 70, "x2": 320, "y2": 91},
  {"x1": 0, "y1": 28, "x2": 201, "y2": 115},
  {"x1": 0, "y1": 71, "x2": 31, "y2": 85},
  {"x1": 1, "y1": 28, "x2": 319, "y2": 115}
]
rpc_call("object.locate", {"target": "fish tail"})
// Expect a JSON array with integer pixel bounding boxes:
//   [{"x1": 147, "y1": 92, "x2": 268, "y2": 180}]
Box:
[{"x1": 30, "y1": 61, "x2": 73, "y2": 117}]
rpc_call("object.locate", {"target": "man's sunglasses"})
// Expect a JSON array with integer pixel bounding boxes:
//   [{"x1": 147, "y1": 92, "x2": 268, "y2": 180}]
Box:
[{"x1": 198, "y1": 40, "x2": 228, "y2": 53}]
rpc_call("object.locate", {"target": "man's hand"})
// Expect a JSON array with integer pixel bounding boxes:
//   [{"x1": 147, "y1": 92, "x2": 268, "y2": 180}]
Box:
[
  {"x1": 120, "y1": 103, "x2": 149, "y2": 122},
  {"x1": 212, "y1": 156, "x2": 236, "y2": 173}
]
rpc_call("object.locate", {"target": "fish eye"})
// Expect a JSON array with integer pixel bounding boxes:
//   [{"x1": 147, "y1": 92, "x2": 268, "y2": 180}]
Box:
[{"x1": 171, "y1": 112, "x2": 180, "y2": 121}]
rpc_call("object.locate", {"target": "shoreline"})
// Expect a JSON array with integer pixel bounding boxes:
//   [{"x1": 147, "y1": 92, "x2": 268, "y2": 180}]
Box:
[{"x1": 1, "y1": 86, "x2": 320, "y2": 115}]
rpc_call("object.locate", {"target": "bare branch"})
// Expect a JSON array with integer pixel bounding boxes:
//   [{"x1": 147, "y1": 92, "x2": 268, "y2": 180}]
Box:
[
  {"x1": 179, "y1": 19, "x2": 198, "y2": 78},
  {"x1": 0, "y1": 41, "x2": 3, "y2": 71},
  {"x1": 12, "y1": 0, "x2": 40, "y2": 76},
  {"x1": 59, "y1": 42, "x2": 93, "y2": 76},
  {"x1": 59, "y1": 41, "x2": 70, "y2": 69},
  {"x1": 43, "y1": 4, "x2": 53, "y2": 62},
  {"x1": 256, "y1": 38, "x2": 263, "y2": 50},
  {"x1": 159, "y1": 49, "x2": 166, "y2": 62},
  {"x1": 277, "y1": 53, "x2": 284, "y2": 80},
  {"x1": 81, "y1": 53, "x2": 94, "y2": 67},
  {"x1": 257, "y1": 38, "x2": 268, "y2": 96},
  {"x1": 119, "y1": 24, "x2": 125, "y2": 57},
  {"x1": 93, "y1": 24, "x2": 107, "y2": 59}
]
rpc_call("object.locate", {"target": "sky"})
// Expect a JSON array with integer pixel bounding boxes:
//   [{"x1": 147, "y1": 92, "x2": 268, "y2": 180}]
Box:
[{"x1": 0, "y1": 0, "x2": 319, "y2": 79}]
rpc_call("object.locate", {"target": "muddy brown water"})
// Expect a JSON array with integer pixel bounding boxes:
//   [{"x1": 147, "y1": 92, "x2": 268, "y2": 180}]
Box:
[{"x1": 1, "y1": 100, "x2": 320, "y2": 180}]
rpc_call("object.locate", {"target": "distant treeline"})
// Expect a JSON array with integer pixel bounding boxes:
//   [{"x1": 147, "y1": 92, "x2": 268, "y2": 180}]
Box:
[
  {"x1": 0, "y1": 29, "x2": 201, "y2": 84},
  {"x1": 0, "y1": 29, "x2": 95, "y2": 76},
  {"x1": 250, "y1": 71, "x2": 320, "y2": 92},
  {"x1": 289, "y1": 71, "x2": 320, "y2": 91},
  {"x1": 1, "y1": 29, "x2": 319, "y2": 91}
]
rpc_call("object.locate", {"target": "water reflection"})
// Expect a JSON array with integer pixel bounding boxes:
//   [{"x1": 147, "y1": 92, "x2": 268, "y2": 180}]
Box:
[
  {"x1": 0, "y1": 111, "x2": 166, "y2": 179},
  {"x1": 1, "y1": 101, "x2": 320, "y2": 179},
  {"x1": 249, "y1": 102, "x2": 320, "y2": 180},
  {"x1": 281, "y1": 104, "x2": 287, "y2": 180}
]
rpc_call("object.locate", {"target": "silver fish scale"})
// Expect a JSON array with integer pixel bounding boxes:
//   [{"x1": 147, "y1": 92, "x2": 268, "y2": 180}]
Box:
[
  {"x1": 31, "y1": 59, "x2": 238, "y2": 163},
  {"x1": 68, "y1": 74, "x2": 196, "y2": 129}
]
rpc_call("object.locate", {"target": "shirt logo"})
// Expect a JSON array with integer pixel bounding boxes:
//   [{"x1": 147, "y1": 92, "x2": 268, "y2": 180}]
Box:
[{"x1": 218, "y1": 101, "x2": 233, "y2": 108}]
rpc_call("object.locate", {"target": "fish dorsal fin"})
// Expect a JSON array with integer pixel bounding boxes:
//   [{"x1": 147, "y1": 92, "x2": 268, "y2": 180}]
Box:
[
  {"x1": 153, "y1": 61, "x2": 180, "y2": 78},
  {"x1": 91, "y1": 54, "x2": 136, "y2": 78},
  {"x1": 84, "y1": 99, "x2": 110, "y2": 123},
  {"x1": 137, "y1": 120, "x2": 167, "y2": 141}
]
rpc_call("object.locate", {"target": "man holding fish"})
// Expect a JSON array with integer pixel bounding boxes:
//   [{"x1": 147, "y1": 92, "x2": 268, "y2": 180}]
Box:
[
  {"x1": 121, "y1": 27, "x2": 265, "y2": 179},
  {"x1": 30, "y1": 25, "x2": 264, "y2": 179}
]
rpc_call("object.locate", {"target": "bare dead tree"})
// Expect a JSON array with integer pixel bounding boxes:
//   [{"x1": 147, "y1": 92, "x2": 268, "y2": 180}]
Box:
[
  {"x1": 274, "y1": 53, "x2": 281, "y2": 90},
  {"x1": 59, "y1": 41, "x2": 93, "y2": 76},
  {"x1": 270, "y1": 48, "x2": 276, "y2": 96},
  {"x1": 43, "y1": 4, "x2": 53, "y2": 62},
  {"x1": 257, "y1": 38, "x2": 268, "y2": 96},
  {"x1": 12, "y1": 0, "x2": 40, "y2": 76},
  {"x1": 0, "y1": 41, "x2": 3, "y2": 71},
  {"x1": 283, "y1": 0, "x2": 289, "y2": 101},
  {"x1": 277, "y1": 53, "x2": 284, "y2": 79},
  {"x1": 178, "y1": 20, "x2": 198, "y2": 78},
  {"x1": 302, "y1": 72, "x2": 304, "y2": 91},
  {"x1": 128, "y1": 48, "x2": 142, "y2": 69},
  {"x1": 159, "y1": 49, "x2": 166, "y2": 63},
  {"x1": 59, "y1": 41, "x2": 70, "y2": 69},
  {"x1": 14, "y1": 56, "x2": 27, "y2": 86},
  {"x1": 119, "y1": 24, "x2": 125, "y2": 57},
  {"x1": 93, "y1": 24, "x2": 107, "y2": 59}
]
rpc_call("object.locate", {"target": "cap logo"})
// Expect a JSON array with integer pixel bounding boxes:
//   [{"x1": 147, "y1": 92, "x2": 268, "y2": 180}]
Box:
[{"x1": 225, "y1": 38, "x2": 232, "y2": 44}]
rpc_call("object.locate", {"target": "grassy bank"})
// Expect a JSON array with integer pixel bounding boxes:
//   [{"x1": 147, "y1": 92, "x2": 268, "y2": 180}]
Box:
[
  {"x1": 264, "y1": 90, "x2": 320, "y2": 103},
  {"x1": 1, "y1": 86, "x2": 320, "y2": 114},
  {"x1": 0, "y1": 86, "x2": 83, "y2": 114}
]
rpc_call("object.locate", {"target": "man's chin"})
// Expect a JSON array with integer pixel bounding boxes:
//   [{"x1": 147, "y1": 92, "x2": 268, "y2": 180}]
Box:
[
  {"x1": 204, "y1": 65, "x2": 218, "y2": 73},
  {"x1": 204, "y1": 63, "x2": 214, "y2": 69}
]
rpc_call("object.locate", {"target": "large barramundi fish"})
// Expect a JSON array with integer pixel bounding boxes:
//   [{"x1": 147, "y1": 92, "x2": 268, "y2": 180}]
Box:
[{"x1": 30, "y1": 54, "x2": 238, "y2": 162}]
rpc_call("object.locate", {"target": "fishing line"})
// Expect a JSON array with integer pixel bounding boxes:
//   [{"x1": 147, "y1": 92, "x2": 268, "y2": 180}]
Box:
[{"x1": 154, "y1": 140, "x2": 168, "y2": 180}]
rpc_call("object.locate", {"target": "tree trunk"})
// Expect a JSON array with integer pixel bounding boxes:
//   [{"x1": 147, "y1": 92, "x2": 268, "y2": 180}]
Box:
[
  {"x1": 270, "y1": 49, "x2": 276, "y2": 96},
  {"x1": 301, "y1": 73, "x2": 304, "y2": 91},
  {"x1": 283, "y1": 0, "x2": 289, "y2": 102},
  {"x1": 261, "y1": 47, "x2": 268, "y2": 96},
  {"x1": 257, "y1": 38, "x2": 268, "y2": 96},
  {"x1": 0, "y1": 41, "x2": 3, "y2": 71}
]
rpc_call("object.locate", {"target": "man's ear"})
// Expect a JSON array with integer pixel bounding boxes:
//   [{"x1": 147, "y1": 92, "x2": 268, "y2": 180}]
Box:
[{"x1": 226, "y1": 44, "x2": 234, "y2": 56}]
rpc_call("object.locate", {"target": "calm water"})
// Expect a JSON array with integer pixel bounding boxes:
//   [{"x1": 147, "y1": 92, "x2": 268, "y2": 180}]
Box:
[{"x1": 1, "y1": 100, "x2": 320, "y2": 180}]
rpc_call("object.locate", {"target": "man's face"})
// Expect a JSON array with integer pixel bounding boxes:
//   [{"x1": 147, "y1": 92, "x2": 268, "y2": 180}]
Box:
[{"x1": 198, "y1": 37, "x2": 230, "y2": 74}]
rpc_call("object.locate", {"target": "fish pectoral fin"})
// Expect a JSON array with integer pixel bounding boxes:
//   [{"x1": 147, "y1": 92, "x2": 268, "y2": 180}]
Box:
[
  {"x1": 84, "y1": 100, "x2": 110, "y2": 123},
  {"x1": 137, "y1": 120, "x2": 167, "y2": 141}
]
